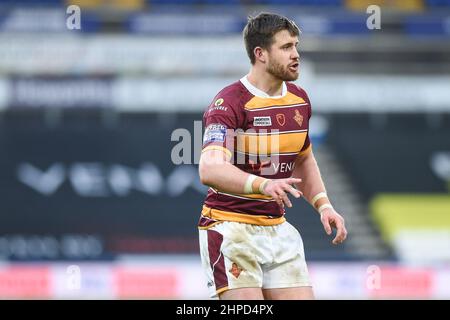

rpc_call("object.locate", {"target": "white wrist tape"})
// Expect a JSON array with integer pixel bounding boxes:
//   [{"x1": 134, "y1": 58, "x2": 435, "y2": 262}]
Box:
[
  {"x1": 244, "y1": 174, "x2": 257, "y2": 194},
  {"x1": 259, "y1": 179, "x2": 270, "y2": 194},
  {"x1": 318, "y1": 203, "x2": 333, "y2": 214},
  {"x1": 311, "y1": 192, "x2": 328, "y2": 207}
]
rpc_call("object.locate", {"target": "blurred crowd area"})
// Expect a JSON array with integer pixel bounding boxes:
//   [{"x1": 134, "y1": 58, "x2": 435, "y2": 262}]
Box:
[
  {"x1": 1, "y1": 0, "x2": 450, "y2": 111},
  {"x1": 0, "y1": 0, "x2": 449, "y2": 299}
]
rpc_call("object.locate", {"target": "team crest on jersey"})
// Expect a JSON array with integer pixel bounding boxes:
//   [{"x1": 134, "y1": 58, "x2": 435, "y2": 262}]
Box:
[
  {"x1": 253, "y1": 116, "x2": 272, "y2": 126},
  {"x1": 294, "y1": 110, "x2": 303, "y2": 127},
  {"x1": 276, "y1": 114, "x2": 285, "y2": 126}
]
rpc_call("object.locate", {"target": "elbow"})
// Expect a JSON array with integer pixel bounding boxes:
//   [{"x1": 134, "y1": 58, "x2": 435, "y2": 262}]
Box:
[
  {"x1": 199, "y1": 151, "x2": 227, "y2": 187},
  {"x1": 199, "y1": 161, "x2": 213, "y2": 186}
]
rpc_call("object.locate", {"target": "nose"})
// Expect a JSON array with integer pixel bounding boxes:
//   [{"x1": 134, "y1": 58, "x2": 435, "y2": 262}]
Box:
[{"x1": 292, "y1": 48, "x2": 300, "y2": 60}]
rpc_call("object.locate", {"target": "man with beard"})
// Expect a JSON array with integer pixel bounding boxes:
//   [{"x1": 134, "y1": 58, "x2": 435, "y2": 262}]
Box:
[{"x1": 198, "y1": 12, "x2": 347, "y2": 300}]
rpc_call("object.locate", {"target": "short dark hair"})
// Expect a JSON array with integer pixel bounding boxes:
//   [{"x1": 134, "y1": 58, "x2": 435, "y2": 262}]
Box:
[{"x1": 243, "y1": 12, "x2": 300, "y2": 65}]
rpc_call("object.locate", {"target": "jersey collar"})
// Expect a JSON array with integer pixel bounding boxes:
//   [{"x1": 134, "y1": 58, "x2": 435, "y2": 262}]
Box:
[{"x1": 240, "y1": 75, "x2": 287, "y2": 99}]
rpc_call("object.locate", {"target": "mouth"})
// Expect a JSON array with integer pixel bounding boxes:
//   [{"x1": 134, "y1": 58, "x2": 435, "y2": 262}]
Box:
[{"x1": 288, "y1": 62, "x2": 299, "y2": 72}]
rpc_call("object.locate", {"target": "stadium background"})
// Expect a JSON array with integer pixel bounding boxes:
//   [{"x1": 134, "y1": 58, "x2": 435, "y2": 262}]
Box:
[{"x1": 0, "y1": 0, "x2": 449, "y2": 299}]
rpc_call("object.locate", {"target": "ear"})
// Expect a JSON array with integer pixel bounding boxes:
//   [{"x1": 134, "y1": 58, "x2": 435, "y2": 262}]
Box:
[{"x1": 253, "y1": 46, "x2": 266, "y2": 64}]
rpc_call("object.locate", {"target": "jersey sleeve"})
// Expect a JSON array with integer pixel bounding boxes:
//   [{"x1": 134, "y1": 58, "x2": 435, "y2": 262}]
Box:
[
  {"x1": 202, "y1": 95, "x2": 240, "y2": 159},
  {"x1": 298, "y1": 88, "x2": 313, "y2": 156}
]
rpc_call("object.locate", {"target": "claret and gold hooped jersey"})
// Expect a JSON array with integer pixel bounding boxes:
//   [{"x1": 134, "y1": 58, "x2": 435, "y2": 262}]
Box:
[{"x1": 199, "y1": 76, "x2": 312, "y2": 228}]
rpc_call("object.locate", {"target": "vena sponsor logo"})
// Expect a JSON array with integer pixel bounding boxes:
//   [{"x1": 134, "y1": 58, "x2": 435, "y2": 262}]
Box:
[
  {"x1": 272, "y1": 161, "x2": 295, "y2": 174},
  {"x1": 16, "y1": 162, "x2": 206, "y2": 197}
]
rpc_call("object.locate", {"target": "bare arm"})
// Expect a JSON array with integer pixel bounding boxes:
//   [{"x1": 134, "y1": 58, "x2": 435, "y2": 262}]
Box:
[
  {"x1": 292, "y1": 150, "x2": 348, "y2": 244},
  {"x1": 292, "y1": 150, "x2": 326, "y2": 203},
  {"x1": 199, "y1": 149, "x2": 252, "y2": 194},
  {"x1": 199, "y1": 149, "x2": 302, "y2": 207}
]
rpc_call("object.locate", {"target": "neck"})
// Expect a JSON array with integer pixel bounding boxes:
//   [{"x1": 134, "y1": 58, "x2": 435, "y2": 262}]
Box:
[{"x1": 247, "y1": 67, "x2": 284, "y2": 97}]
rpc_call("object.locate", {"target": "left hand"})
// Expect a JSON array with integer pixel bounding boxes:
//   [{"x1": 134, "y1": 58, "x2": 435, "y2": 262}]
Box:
[{"x1": 320, "y1": 208, "x2": 347, "y2": 245}]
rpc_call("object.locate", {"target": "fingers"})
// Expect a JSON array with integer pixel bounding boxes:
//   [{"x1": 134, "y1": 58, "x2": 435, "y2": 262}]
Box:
[
  {"x1": 321, "y1": 215, "x2": 332, "y2": 235},
  {"x1": 285, "y1": 185, "x2": 302, "y2": 198},
  {"x1": 287, "y1": 179, "x2": 302, "y2": 198},
  {"x1": 273, "y1": 193, "x2": 284, "y2": 207},
  {"x1": 269, "y1": 187, "x2": 290, "y2": 208},
  {"x1": 280, "y1": 180, "x2": 302, "y2": 198},
  {"x1": 320, "y1": 210, "x2": 348, "y2": 245},
  {"x1": 265, "y1": 178, "x2": 303, "y2": 208},
  {"x1": 277, "y1": 189, "x2": 292, "y2": 208},
  {"x1": 332, "y1": 221, "x2": 347, "y2": 245},
  {"x1": 266, "y1": 186, "x2": 284, "y2": 207},
  {"x1": 277, "y1": 183, "x2": 303, "y2": 207},
  {"x1": 286, "y1": 178, "x2": 302, "y2": 186}
]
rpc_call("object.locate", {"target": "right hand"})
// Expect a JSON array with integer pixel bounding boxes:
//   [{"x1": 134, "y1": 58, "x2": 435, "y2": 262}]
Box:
[{"x1": 261, "y1": 178, "x2": 303, "y2": 208}]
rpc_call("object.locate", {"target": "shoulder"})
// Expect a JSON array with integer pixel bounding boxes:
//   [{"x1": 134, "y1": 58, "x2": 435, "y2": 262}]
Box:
[
  {"x1": 204, "y1": 80, "x2": 251, "y2": 119},
  {"x1": 286, "y1": 82, "x2": 311, "y2": 104},
  {"x1": 210, "y1": 81, "x2": 249, "y2": 108},
  {"x1": 203, "y1": 81, "x2": 250, "y2": 127}
]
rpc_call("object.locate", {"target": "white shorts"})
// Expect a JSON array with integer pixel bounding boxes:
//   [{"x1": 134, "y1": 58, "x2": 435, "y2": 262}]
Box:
[{"x1": 199, "y1": 221, "x2": 311, "y2": 298}]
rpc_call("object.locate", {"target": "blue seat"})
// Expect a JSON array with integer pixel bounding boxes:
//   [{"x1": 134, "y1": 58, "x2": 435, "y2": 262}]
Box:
[
  {"x1": 426, "y1": 0, "x2": 450, "y2": 6},
  {"x1": 0, "y1": 0, "x2": 63, "y2": 4},
  {"x1": 264, "y1": 0, "x2": 342, "y2": 5},
  {"x1": 405, "y1": 16, "x2": 448, "y2": 36},
  {"x1": 202, "y1": 0, "x2": 240, "y2": 4},
  {"x1": 148, "y1": 0, "x2": 200, "y2": 4}
]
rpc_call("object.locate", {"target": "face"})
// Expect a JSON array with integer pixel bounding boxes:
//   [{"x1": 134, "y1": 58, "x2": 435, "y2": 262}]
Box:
[{"x1": 265, "y1": 30, "x2": 300, "y2": 81}]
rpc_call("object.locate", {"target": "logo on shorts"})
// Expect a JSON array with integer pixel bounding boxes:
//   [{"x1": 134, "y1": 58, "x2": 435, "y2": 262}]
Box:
[{"x1": 229, "y1": 263, "x2": 243, "y2": 278}]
